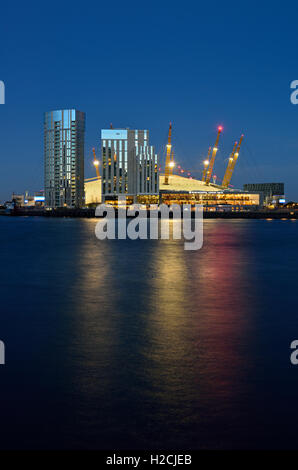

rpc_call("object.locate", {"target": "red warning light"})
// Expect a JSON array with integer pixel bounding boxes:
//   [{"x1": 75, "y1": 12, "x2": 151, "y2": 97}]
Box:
[{"x1": 218, "y1": 126, "x2": 223, "y2": 131}]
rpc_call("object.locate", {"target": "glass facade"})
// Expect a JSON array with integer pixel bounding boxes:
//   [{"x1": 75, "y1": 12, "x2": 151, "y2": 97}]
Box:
[
  {"x1": 44, "y1": 109, "x2": 85, "y2": 208},
  {"x1": 101, "y1": 128, "x2": 159, "y2": 200}
]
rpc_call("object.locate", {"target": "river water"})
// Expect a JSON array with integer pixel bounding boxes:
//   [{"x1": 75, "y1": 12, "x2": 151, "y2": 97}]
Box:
[{"x1": 0, "y1": 217, "x2": 298, "y2": 449}]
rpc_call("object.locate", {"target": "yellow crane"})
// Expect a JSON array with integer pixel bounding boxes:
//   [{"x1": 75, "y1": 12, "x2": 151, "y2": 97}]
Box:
[
  {"x1": 92, "y1": 148, "x2": 100, "y2": 179},
  {"x1": 221, "y1": 141, "x2": 237, "y2": 188},
  {"x1": 205, "y1": 126, "x2": 222, "y2": 185},
  {"x1": 202, "y1": 147, "x2": 211, "y2": 182},
  {"x1": 170, "y1": 150, "x2": 175, "y2": 176},
  {"x1": 164, "y1": 122, "x2": 172, "y2": 185},
  {"x1": 221, "y1": 135, "x2": 244, "y2": 188}
]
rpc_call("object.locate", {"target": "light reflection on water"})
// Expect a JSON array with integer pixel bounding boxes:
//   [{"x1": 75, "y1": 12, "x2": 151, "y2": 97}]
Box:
[{"x1": 1, "y1": 217, "x2": 298, "y2": 449}]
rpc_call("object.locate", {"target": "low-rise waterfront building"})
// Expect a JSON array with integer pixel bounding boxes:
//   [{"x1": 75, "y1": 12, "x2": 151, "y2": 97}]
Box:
[
  {"x1": 12, "y1": 191, "x2": 45, "y2": 207},
  {"x1": 160, "y1": 175, "x2": 260, "y2": 209},
  {"x1": 243, "y1": 183, "x2": 284, "y2": 207},
  {"x1": 84, "y1": 177, "x2": 101, "y2": 205},
  {"x1": 85, "y1": 174, "x2": 261, "y2": 209}
]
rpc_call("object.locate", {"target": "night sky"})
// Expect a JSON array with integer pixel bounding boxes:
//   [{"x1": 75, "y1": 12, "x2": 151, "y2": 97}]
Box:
[{"x1": 1, "y1": 1, "x2": 298, "y2": 202}]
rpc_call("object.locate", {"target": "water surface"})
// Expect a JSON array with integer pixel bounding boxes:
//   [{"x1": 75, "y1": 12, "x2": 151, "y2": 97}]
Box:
[{"x1": 0, "y1": 217, "x2": 297, "y2": 449}]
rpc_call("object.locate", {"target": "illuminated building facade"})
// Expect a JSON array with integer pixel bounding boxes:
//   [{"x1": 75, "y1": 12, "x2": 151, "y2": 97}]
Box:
[
  {"x1": 44, "y1": 109, "x2": 85, "y2": 208},
  {"x1": 12, "y1": 191, "x2": 45, "y2": 207},
  {"x1": 101, "y1": 129, "x2": 158, "y2": 202},
  {"x1": 84, "y1": 177, "x2": 101, "y2": 205},
  {"x1": 85, "y1": 173, "x2": 261, "y2": 209},
  {"x1": 160, "y1": 189, "x2": 261, "y2": 210},
  {"x1": 158, "y1": 175, "x2": 261, "y2": 210}
]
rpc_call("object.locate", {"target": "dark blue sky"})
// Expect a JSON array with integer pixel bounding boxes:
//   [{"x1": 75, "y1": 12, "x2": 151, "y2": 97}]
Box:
[{"x1": 1, "y1": 1, "x2": 298, "y2": 202}]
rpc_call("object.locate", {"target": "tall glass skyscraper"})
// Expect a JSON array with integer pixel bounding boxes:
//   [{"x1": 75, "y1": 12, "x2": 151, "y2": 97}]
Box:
[
  {"x1": 44, "y1": 109, "x2": 85, "y2": 208},
  {"x1": 101, "y1": 128, "x2": 159, "y2": 202}
]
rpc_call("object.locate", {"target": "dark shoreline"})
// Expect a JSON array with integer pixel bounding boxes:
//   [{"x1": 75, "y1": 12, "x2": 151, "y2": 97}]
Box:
[{"x1": 1, "y1": 208, "x2": 298, "y2": 219}]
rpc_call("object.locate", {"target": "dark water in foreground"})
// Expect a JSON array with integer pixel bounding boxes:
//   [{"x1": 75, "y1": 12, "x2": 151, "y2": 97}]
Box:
[{"x1": 0, "y1": 217, "x2": 298, "y2": 449}]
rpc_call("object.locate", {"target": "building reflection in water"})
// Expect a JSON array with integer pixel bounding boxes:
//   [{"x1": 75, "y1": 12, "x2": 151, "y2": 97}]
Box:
[
  {"x1": 60, "y1": 218, "x2": 257, "y2": 448},
  {"x1": 58, "y1": 219, "x2": 120, "y2": 448},
  {"x1": 140, "y1": 219, "x2": 257, "y2": 447}
]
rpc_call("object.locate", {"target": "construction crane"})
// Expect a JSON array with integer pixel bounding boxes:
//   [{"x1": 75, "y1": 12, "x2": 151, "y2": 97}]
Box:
[
  {"x1": 221, "y1": 141, "x2": 238, "y2": 188},
  {"x1": 170, "y1": 150, "x2": 175, "y2": 176},
  {"x1": 221, "y1": 135, "x2": 244, "y2": 188},
  {"x1": 164, "y1": 122, "x2": 172, "y2": 185},
  {"x1": 205, "y1": 126, "x2": 222, "y2": 185},
  {"x1": 202, "y1": 147, "x2": 211, "y2": 182},
  {"x1": 92, "y1": 148, "x2": 100, "y2": 179}
]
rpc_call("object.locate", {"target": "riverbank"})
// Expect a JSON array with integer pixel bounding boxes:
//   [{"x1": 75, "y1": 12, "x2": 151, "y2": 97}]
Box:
[{"x1": 1, "y1": 207, "x2": 298, "y2": 219}]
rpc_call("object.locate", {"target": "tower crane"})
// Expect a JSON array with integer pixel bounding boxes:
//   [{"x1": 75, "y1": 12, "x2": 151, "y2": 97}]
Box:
[
  {"x1": 92, "y1": 148, "x2": 100, "y2": 179},
  {"x1": 205, "y1": 126, "x2": 222, "y2": 185},
  {"x1": 221, "y1": 135, "x2": 244, "y2": 188},
  {"x1": 164, "y1": 122, "x2": 172, "y2": 185},
  {"x1": 202, "y1": 147, "x2": 211, "y2": 182}
]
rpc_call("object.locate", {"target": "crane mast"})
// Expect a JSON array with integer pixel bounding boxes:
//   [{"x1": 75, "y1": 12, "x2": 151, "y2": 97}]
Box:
[
  {"x1": 222, "y1": 141, "x2": 237, "y2": 188},
  {"x1": 221, "y1": 135, "x2": 244, "y2": 188},
  {"x1": 205, "y1": 126, "x2": 222, "y2": 185},
  {"x1": 164, "y1": 122, "x2": 172, "y2": 185},
  {"x1": 202, "y1": 147, "x2": 211, "y2": 182},
  {"x1": 92, "y1": 148, "x2": 100, "y2": 179},
  {"x1": 170, "y1": 150, "x2": 174, "y2": 176}
]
